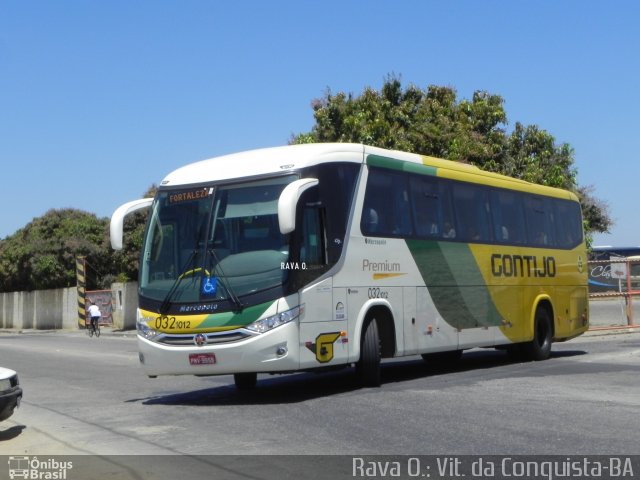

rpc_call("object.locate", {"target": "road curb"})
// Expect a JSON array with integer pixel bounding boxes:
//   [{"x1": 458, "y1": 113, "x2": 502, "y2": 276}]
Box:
[
  {"x1": 0, "y1": 328, "x2": 135, "y2": 337},
  {"x1": 585, "y1": 325, "x2": 640, "y2": 336}
]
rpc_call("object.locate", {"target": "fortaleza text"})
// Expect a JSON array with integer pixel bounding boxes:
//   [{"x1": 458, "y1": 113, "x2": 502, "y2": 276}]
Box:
[
  {"x1": 168, "y1": 188, "x2": 210, "y2": 204},
  {"x1": 351, "y1": 456, "x2": 634, "y2": 479}
]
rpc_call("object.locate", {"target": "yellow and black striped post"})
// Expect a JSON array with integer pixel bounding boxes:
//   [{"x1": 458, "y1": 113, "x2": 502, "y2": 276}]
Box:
[{"x1": 76, "y1": 256, "x2": 87, "y2": 328}]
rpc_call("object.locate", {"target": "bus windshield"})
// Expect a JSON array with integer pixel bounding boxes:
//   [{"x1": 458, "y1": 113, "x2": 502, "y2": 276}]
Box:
[{"x1": 140, "y1": 175, "x2": 297, "y2": 307}]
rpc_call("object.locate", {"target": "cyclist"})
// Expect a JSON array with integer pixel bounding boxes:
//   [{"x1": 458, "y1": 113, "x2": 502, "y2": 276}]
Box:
[{"x1": 87, "y1": 301, "x2": 101, "y2": 334}]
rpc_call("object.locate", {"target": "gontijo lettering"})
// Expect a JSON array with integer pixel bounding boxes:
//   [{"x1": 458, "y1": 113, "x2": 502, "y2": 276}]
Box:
[{"x1": 491, "y1": 253, "x2": 556, "y2": 278}]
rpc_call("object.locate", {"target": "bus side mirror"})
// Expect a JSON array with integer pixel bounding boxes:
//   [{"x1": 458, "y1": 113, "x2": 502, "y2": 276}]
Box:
[
  {"x1": 110, "y1": 198, "x2": 154, "y2": 250},
  {"x1": 278, "y1": 178, "x2": 319, "y2": 234}
]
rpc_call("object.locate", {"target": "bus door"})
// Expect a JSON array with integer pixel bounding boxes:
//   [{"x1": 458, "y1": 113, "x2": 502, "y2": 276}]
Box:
[{"x1": 298, "y1": 277, "x2": 349, "y2": 368}]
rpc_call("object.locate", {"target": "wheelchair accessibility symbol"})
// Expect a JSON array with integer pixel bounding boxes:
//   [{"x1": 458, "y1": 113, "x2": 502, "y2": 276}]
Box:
[{"x1": 201, "y1": 276, "x2": 218, "y2": 297}]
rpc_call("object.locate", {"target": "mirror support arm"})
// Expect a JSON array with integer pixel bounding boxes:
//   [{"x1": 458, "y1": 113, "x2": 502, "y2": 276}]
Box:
[
  {"x1": 110, "y1": 198, "x2": 153, "y2": 250},
  {"x1": 278, "y1": 178, "x2": 319, "y2": 234}
]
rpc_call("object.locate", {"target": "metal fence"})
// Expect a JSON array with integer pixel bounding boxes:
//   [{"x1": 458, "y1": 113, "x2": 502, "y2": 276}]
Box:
[
  {"x1": 588, "y1": 257, "x2": 640, "y2": 326},
  {"x1": 86, "y1": 289, "x2": 113, "y2": 326}
]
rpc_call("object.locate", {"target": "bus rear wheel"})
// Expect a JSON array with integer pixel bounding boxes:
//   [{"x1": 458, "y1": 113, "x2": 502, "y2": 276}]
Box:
[
  {"x1": 522, "y1": 307, "x2": 553, "y2": 361},
  {"x1": 356, "y1": 318, "x2": 381, "y2": 387}
]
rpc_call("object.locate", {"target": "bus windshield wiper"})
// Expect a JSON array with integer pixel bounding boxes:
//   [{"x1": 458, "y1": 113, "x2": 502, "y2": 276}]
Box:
[
  {"x1": 159, "y1": 249, "x2": 199, "y2": 314},
  {"x1": 208, "y1": 247, "x2": 244, "y2": 313}
]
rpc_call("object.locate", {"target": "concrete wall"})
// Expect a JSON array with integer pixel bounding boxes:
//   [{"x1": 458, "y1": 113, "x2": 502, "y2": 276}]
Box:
[
  {"x1": 111, "y1": 282, "x2": 138, "y2": 330},
  {"x1": 0, "y1": 283, "x2": 139, "y2": 331},
  {"x1": 0, "y1": 287, "x2": 75, "y2": 330}
]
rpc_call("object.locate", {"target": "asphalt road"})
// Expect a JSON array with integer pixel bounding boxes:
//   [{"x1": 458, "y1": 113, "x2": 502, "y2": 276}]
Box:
[{"x1": 1, "y1": 329, "x2": 639, "y2": 460}]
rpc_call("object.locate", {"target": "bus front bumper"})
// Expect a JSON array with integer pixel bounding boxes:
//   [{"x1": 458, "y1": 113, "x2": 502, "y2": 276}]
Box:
[{"x1": 137, "y1": 321, "x2": 300, "y2": 377}]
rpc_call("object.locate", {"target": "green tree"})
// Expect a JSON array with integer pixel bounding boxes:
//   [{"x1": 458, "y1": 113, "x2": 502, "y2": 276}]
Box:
[
  {"x1": 291, "y1": 76, "x2": 611, "y2": 236},
  {"x1": 0, "y1": 185, "x2": 158, "y2": 292},
  {"x1": 577, "y1": 185, "x2": 611, "y2": 242},
  {"x1": 0, "y1": 209, "x2": 111, "y2": 291}
]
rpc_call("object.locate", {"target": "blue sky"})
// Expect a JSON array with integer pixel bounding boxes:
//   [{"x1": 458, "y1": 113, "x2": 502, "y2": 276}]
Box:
[{"x1": 1, "y1": 1, "x2": 638, "y2": 246}]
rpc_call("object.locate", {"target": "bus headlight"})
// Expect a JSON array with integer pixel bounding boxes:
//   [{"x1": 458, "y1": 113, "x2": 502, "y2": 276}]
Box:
[
  {"x1": 246, "y1": 306, "x2": 300, "y2": 334},
  {"x1": 137, "y1": 317, "x2": 162, "y2": 341}
]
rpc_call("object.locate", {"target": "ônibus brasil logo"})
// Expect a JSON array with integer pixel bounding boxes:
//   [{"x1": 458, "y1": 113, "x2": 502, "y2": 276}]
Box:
[{"x1": 8, "y1": 456, "x2": 73, "y2": 480}]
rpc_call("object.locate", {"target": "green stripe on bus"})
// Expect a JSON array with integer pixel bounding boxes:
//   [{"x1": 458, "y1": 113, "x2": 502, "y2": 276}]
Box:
[
  {"x1": 366, "y1": 155, "x2": 437, "y2": 176},
  {"x1": 198, "y1": 301, "x2": 272, "y2": 329},
  {"x1": 405, "y1": 239, "x2": 503, "y2": 329}
]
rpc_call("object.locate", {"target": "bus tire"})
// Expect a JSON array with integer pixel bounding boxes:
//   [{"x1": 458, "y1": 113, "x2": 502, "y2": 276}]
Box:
[
  {"x1": 234, "y1": 372, "x2": 257, "y2": 391},
  {"x1": 356, "y1": 318, "x2": 381, "y2": 387},
  {"x1": 522, "y1": 307, "x2": 553, "y2": 361}
]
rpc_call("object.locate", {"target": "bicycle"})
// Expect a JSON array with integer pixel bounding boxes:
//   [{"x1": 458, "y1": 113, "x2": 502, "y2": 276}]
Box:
[{"x1": 86, "y1": 318, "x2": 101, "y2": 338}]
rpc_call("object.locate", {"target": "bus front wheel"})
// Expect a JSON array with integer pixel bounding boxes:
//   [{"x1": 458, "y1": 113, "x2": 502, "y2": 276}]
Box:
[{"x1": 356, "y1": 319, "x2": 381, "y2": 387}]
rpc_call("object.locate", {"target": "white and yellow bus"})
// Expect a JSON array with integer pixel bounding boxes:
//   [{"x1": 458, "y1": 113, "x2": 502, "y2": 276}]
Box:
[{"x1": 110, "y1": 143, "x2": 589, "y2": 388}]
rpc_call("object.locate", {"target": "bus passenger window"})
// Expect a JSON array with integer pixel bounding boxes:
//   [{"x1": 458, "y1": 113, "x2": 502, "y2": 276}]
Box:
[
  {"x1": 452, "y1": 183, "x2": 490, "y2": 242},
  {"x1": 490, "y1": 190, "x2": 526, "y2": 244},
  {"x1": 524, "y1": 196, "x2": 553, "y2": 247},
  {"x1": 362, "y1": 168, "x2": 412, "y2": 237},
  {"x1": 410, "y1": 175, "x2": 448, "y2": 238},
  {"x1": 363, "y1": 208, "x2": 379, "y2": 233},
  {"x1": 554, "y1": 200, "x2": 583, "y2": 249},
  {"x1": 443, "y1": 222, "x2": 456, "y2": 239}
]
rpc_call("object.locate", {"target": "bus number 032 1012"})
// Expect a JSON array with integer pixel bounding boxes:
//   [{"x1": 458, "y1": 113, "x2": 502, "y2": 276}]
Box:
[{"x1": 155, "y1": 316, "x2": 192, "y2": 330}]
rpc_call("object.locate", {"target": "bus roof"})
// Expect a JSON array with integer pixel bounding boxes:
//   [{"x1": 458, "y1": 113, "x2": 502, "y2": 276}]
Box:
[
  {"x1": 160, "y1": 143, "x2": 367, "y2": 187},
  {"x1": 159, "y1": 143, "x2": 578, "y2": 200}
]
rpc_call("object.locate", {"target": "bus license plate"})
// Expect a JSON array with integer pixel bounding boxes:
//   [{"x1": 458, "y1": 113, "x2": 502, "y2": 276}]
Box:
[{"x1": 189, "y1": 353, "x2": 217, "y2": 365}]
